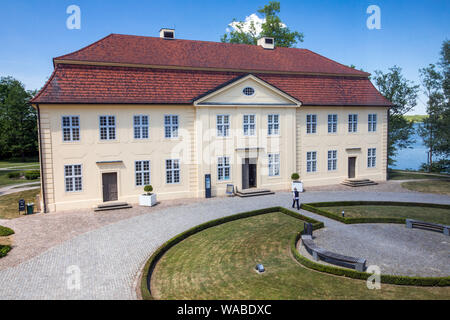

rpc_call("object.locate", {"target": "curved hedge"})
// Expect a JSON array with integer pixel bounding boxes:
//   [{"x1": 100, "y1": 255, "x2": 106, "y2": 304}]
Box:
[
  {"x1": 301, "y1": 201, "x2": 450, "y2": 225},
  {"x1": 0, "y1": 225, "x2": 14, "y2": 237},
  {"x1": 291, "y1": 231, "x2": 450, "y2": 287},
  {"x1": 140, "y1": 206, "x2": 324, "y2": 300},
  {"x1": 0, "y1": 245, "x2": 11, "y2": 258}
]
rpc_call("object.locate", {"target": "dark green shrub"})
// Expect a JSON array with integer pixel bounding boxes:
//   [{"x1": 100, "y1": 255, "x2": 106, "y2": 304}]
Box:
[
  {"x1": 291, "y1": 173, "x2": 300, "y2": 180},
  {"x1": 25, "y1": 170, "x2": 40, "y2": 180},
  {"x1": 144, "y1": 185, "x2": 153, "y2": 194},
  {"x1": 0, "y1": 225, "x2": 14, "y2": 237},
  {"x1": 0, "y1": 245, "x2": 11, "y2": 258},
  {"x1": 7, "y1": 171, "x2": 21, "y2": 179}
]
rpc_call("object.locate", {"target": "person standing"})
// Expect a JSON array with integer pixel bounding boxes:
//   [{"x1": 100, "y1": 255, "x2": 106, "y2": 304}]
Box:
[{"x1": 292, "y1": 188, "x2": 300, "y2": 210}]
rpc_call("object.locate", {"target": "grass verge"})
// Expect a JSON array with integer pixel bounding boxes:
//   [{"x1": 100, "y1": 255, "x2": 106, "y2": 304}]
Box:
[
  {"x1": 0, "y1": 189, "x2": 40, "y2": 219},
  {"x1": 401, "y1": 180, "x2": 450, "y2": 196}
]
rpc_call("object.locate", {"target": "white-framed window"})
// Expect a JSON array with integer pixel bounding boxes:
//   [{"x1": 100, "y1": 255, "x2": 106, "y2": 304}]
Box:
[
  {"x1": 135, "y1": 160, "x2": 150, "y2": 186},
  {"x1": 217, "y1": 115, "x2": 230, "y2": 137},
  {"x1": 164, "y1": 115, "x2": 178, "y2": 138},
  {"x1": 327, "y1": 150, "x2": 337, "y2": 171},
  {"x1": 348, "y1": 114, "x2": 358, "y2": 133},
  {"x1": 268, "y1": 153, "x2": 280, "y2": 176},
  {"x1": 268, "y1": 114, "x2": 280, "y2": 135},
  {"x1": 328, "y1": 114, "x2": 337, "y2": 133},
  {"x1": 62, "y1": 116, "x2": 80, "y2": 142},
  {"x1": 243, "y1": 87, "x2": 255, "y2": 96},
  {"x1": 134, "y1": 115, "x2": 149, "y2": 139},
  {"x1": 306, "y1": 114, "x2": 317, "y2": 134},
  {"x1": 217, "y1": 156, "x2": 231, "y2": 181},
  {"x1": 306, "y1": 151, "x2": 317, "y2": 172},
  {"x1": 243, "y1": 115, "x2": 256, "y2": 136},
  {"x1": 99, "y1": 115, "x2": 116, "y2": 140},
  {"x1": 368, "y1": 114, "x2": 377, "y2": 132},
  {"x1": 368, "y1": 148, "x2": 376, "y2": 168},
  {"x1": 166, "y1": 159, "x2": 180, "y2": 184},
  {"x1": 64, "y1": 164, "x2": 82, "y2": 192}
]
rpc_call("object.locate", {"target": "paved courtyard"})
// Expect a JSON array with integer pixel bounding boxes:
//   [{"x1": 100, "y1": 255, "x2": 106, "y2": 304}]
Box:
[{"x1": 0, "y1": 190, "x2": 449, "y2": 300}]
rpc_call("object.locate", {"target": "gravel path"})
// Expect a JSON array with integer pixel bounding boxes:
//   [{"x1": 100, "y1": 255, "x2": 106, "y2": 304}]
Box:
[
  {"x1": 0, "y1": 190, "x2": 449, "y2": 300},
  {"x1": 0, "y1": 182, "x2": 40, "y2": 196}
]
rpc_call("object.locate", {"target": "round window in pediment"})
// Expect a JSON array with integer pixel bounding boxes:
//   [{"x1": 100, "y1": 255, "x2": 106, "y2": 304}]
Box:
[{"x1": 243, "y1": 87, "x2": 255, "y2": 96}]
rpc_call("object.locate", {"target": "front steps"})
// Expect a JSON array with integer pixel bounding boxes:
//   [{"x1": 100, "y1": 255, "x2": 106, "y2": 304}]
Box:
[
  {"x1": 235, "y1": 188, "x2": 275, "y2": 198},
  {"x1": 341, "y1": 179, "x2": 378, "y2": 187},
  {"x1": 94, "y1": 202, "x2": 132, "y2": 212}
]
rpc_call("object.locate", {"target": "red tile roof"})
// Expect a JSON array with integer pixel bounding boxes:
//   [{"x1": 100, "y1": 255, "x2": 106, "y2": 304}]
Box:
[
  {"x1": 54, "y1": 34, "x2": 369, "y2": 77},
  {"x1": 31, "y1": 64, "x2": 392, "y2": 106}
]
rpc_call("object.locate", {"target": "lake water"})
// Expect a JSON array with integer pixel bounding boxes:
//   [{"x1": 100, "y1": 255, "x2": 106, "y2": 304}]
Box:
[{"x1": 391, "y1": 123, "x2": 428, "y2": 171}]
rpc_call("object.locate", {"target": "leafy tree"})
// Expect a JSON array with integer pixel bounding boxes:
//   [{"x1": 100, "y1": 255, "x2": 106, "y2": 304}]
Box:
[
  {"x1": 221, "y1": 1, "x2": 304, "y2": 48},
  {"x1": 373, "y1": 66, "x2": 419, "y2": 166},
  {"x1": 0, "y1": 77, "x2": 38, "y2": 160}
]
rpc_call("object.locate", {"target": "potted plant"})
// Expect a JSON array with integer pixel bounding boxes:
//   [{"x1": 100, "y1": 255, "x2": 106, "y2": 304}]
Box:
[
  {"x1": 291, "y1": 173, "x2": 303, "y2": 193},
  {"x1": 139, "y1": 185, "x2": 157, "y2": 207}
]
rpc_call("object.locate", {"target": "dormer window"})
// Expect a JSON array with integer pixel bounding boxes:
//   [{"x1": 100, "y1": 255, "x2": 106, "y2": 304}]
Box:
[{"x1": 243, "y1": 87, "x2": 255, "y2": 96}]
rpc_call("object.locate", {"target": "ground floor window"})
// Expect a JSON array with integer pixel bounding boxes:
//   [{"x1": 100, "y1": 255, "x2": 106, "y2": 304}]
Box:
[
  {"x1": 268, "y1": 153, "x2": 280, "y2": 176},
  {"x1": 368, "y1": 148, "x2": 376, "y2": 168},
  {"x1": 327, "y1": 150, "x2": 337, "y2": 171},
  {"x1": 306, "y1": 152, "x2": 317, "y2": 172},
  {"x1": 135, "y1": 160, "x2": 150, "y2": 186},
  {"x1": 217, "y1": 157, "x2": 230, "y2": 181},
  {"x1": 166, "y1": 159, "x2": 180, "y2": 184},
  {"x1": 64, "y1": 165, "x2": 82, "y2": 192}
]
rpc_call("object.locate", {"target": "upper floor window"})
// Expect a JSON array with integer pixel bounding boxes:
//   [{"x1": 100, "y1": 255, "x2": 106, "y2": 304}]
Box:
[
  {"x1": 134, "y1": 115, "x2": 149, "y2": 139},
  {"x1": 306, "y1": 114, "x2": 317, "y2": 134},
  {"x1": 99, "y1": 116, "x2": 116, "y2": 140},
  {"x1": 166, "y1": 159, "x2": 180, "y2": 184},
  {"x1": 243, "y1": 87, "x2": 255, "y2": 96},
  {"x1": 327, "y1": 150, "x2": 337, "y2": 171},
  {"x1": 368, "y1": 148, "x2": 376, "y2": 168},
  {"x1": 62, "y1": 116, "x2": 80, "y2": 142},
  {"x1": 348, "y1": 114, "x2": 358, "y2": 133},
  {"x1": 64, "y1": 164, "x2": 82, "y2": 192},
  {"x1": 164, "y1": 115, "x2": 178, "y2": 138},
  {"x1": 217, "y1": 157, "x2": 231, "y2": 181},
  {"x1": 268, "y1": 114, "x2": 280, "y2": 135},
  {"x1": 268, "y1": 153, "x2": 280, "y2": 176},
  {"x1": 135, "y1": 160, "x2": 150, "y2": 186},
  {"x1": 306, "y1": 151, "x2": 317, "y2": 172},
  {"x1": 328, "y1": 114, "x2": 337, "y2": 133},
  {"x1": 217, "y1": 115, "x2": 230, "y2": 137},
  {"x1": 368, "y1": 114, "x2": 377, "y2": 132},
  {"x1": 243, "y1": 115, "x2": 256, "y2": 136}
]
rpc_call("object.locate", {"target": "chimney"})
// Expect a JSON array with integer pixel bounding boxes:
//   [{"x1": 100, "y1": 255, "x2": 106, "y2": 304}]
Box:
[
  {"x1": 257, "y1": 37, "x2": 275, "y2": 49},
  {"x1": 160, "y1": 28, "x2": 175, "y2": 39}
]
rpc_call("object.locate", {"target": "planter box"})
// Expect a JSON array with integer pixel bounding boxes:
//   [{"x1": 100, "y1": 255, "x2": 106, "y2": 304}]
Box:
[
  {"x1": 139, "y1": 193, "x2": 157, "y2": 207},
  {"x1": 292, "y1": 181, "x2": 304, "y2": 192}
]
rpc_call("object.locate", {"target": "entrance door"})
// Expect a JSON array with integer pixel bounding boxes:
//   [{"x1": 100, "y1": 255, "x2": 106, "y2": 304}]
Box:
[
  {"x1": 102, "y1": 172, "x2": 118, "y2": 202},
  {"x1": 348, "y1": 157, "x2": 356, "y2": 179},
  {"x1": 242, "y1": 158, "x2": 257, "y2": 189}
]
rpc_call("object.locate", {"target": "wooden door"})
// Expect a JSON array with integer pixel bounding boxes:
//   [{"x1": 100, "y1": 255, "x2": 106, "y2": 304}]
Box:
[
  {"x1": 102, "y1": 173, "x2": 118, "y2": 202},
  {"x1": 348, "y1": 157, "x2": 356, "y2": 179}
]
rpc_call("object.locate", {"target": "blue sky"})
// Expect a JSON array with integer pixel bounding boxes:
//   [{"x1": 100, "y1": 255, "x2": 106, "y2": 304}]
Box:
[{"x1": 0, "y1": 0, "x2": 449, "y2": 114}]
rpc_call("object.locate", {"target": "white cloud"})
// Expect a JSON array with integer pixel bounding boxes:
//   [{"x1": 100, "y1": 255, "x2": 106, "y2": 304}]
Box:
[{"x1": 227, "y1": 13, "x2": 287, "y2": 36}]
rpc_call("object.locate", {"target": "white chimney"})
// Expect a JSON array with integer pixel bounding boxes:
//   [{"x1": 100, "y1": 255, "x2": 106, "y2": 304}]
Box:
[
  {"x1": 160, "y1": 28, "x2": 175, "y2": 39},
  {"x1": 257, "y1": 37, "x2": 275, "y2": 49}
]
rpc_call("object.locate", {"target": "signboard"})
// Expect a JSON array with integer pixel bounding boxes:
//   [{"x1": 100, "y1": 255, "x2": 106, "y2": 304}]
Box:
[
  {"x1": 205, "y1": 174, "x2": 211, "y2": 199},
  {"x1": 226, "y1": 184, "x2": 234, "y2": 195},
  {"x1": 18, "y1": 199, "x2": 26, "y2": 212}
]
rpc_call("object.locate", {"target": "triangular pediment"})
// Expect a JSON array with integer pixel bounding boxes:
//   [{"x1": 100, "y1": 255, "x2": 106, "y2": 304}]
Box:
[{"x1": 194, "y1": 75, "x2": 302, "y2": 107}]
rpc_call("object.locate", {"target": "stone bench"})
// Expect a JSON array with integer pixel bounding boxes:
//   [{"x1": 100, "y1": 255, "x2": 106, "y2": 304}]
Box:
[
  {"x1": 406, "y1": 219, "x2": 449, "y2": 236},
  {"x1": 301, "y1": 235, "x2": 366, "y2": 272}
]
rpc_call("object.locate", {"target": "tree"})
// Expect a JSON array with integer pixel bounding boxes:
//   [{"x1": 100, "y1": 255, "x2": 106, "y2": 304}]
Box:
[
  {"x1": 0, "y1": 77, "x2": 38, "y2": 160},
  {"x1": 373, "y1": 66, "x2": 419, "y2": 166},
  {"x1": 221, "y1": 1, "x2": 304, "y2": 48}
]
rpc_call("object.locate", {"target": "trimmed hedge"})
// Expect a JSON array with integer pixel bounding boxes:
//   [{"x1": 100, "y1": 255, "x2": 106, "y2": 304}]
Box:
[
  {"x1": 291, "y1": 231, "x2": 450, "y2": 287},
  {"x1": 141, "y1": 206, "x2": 324, "y2": 300},
  {"x1": 25, "y1": 170, "x2": 40, "y2": 180},
  {"x1": 0, "y1": 225, "x2": 14, "y2": 237},
  {"x1": 7, "y1": 171, "x2": 22, "y2": 179},
  {"x1": 0, "y1": 245, "x2": 11, "y2": 258}
]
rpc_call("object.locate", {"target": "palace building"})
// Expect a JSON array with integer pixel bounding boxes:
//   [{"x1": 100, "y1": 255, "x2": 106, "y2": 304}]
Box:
[{"x1": 31, "y1": 30, "x2": 391, "y2": 212}]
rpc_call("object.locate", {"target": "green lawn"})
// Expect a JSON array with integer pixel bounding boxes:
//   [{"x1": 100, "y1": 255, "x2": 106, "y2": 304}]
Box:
[
  {"x1": 0, "y1": 170, "x2": 40, "y2": 188},
  {"x1": 389, "y1": 170, "x2": 450, "y2": 180},
  {"x1": 401, "y1": 180, "x2": 450, "y2": 196},
  {"x1": 321, "y1": 205, "x2": 450, "y2": 225},
  {"x1": 0, "y1": 189, "x2": 40, "y2": 219},
  {"x1": 0, "y1": 158, "x2": 39, "y2": 169},
  {"x1": 151, "y1": 212, "x2": 449, "y2": 300}
]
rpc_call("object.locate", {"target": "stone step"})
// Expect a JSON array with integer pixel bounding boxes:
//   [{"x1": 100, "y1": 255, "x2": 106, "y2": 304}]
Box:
[
  {"x1": 235, "y1": 189, "x2": 275, "y2": 198},
  {"x1": 341, "y1": 179, "x2": 378, "y2": 187},
  {"x1": 94, "y1": 202, "x2": 132, "y2": 212}
]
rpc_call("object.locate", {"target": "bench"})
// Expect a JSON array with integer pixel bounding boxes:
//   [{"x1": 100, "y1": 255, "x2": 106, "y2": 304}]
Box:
[
  {"x1": 301, "y1": 235, "x2": 367, "y2": 272},
  {"x1": 406, "y1": 219, "x2": 449, "y2": 236}
]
